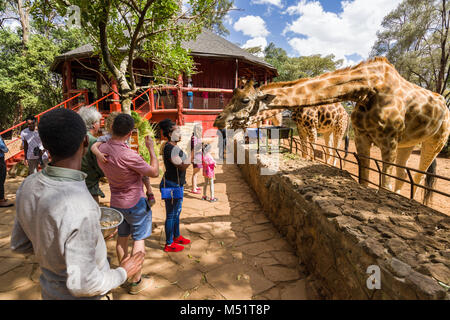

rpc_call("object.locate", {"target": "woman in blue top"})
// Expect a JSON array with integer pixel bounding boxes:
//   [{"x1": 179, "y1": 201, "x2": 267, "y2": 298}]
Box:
[
  {"x1": 0, "y1": 135, "x2": 13, "y2": 207},
  {"x1": 187, "y1": 80, "x2": 193, "y2": 109}
]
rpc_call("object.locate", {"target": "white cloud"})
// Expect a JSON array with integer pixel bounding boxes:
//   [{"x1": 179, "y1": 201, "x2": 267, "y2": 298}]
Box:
[
  {"x1": 251, "y1": 0, "x2": 283, "y2": 8},
  {"x1": 224, "y1": 14, "x2": 233, "y2": 25},
  {"x1": 234, "y1": 16, "x2": 270, "y2": 56},
  {"x1": 242, "y1": 37, "x2": 268, "y2": 50},
  {"x1": 283, "y1": 0, "x2": 403, "y2": 66},
  {"x1": 233, "y1": 15, "x2": 269, "y2": 38}
]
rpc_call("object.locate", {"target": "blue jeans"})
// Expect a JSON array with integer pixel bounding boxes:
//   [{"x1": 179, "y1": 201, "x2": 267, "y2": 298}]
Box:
[
  {"x1": 112, "y1": 197, "x2": 152, "y2": 241},
  {"x1": 188, "y1": 95, "x2": 193, "y2": 109},
  {"x1": 160, "y1": 179, "x2": 183, "y2": 245}
]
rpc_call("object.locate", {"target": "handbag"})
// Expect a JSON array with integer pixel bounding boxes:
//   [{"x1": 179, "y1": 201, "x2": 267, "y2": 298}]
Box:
[{"x1": 161, "y1": 168, "x2": 184, "y2": 201}]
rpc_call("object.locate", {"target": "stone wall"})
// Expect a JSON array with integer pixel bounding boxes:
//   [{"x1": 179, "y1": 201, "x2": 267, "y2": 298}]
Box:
[{"x1": 237, "y1": 144, "x2": 449, "y2": 299}]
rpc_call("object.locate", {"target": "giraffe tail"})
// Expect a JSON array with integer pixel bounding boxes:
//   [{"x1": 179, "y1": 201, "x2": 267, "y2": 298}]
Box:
[
  {"x1": 423, "y1": 159, "x2": 437, "y2": 206},
  {"x1": 344, "y1": 117, "x2": 350, "y2": 159}
]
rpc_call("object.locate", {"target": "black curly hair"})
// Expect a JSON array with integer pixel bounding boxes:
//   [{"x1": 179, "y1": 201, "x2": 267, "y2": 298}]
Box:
[
  {"x1": 38, "y1": 108, "x2": 86, "y2": 160},
  {"x1": 159, "y1": 118, "x2": 176, "y2": 138}
]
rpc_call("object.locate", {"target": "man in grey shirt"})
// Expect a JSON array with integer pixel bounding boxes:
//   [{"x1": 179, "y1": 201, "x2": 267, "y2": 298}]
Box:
[{"x1": 11, "y1": 108, "x2": 144, "y2": 300}]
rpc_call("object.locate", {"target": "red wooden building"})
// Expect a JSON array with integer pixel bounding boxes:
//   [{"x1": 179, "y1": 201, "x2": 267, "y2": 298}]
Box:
[{"x1": 50, "y1": 29, "x2": 278, "y2": 133}]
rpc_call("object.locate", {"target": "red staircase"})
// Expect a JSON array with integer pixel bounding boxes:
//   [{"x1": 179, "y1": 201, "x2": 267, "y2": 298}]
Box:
[
  {"x1": 2, "y1": 91, "x2": 88, "y2": 170},
  {"x1": 3, "y1": 90, "x2": 154, "y2": 171},
  {"x1": 132, "y1": 88, "x2": 153, "y2": 120}
]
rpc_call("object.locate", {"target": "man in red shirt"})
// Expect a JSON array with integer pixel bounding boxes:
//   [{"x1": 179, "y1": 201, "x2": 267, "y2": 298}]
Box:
[{"x1": 97, "y1": 114, "x2": 159, "y2": 295}]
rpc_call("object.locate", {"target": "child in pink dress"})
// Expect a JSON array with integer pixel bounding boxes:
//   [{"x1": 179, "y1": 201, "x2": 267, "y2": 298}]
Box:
[{"x1": 201, "y1": 143, "x2": 217, "y2": 202}]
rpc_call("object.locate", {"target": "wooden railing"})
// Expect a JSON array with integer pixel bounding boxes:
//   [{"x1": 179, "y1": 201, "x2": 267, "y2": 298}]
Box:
[{"x1": 0, "y1": 91, "x2": 88, "y2": 160}]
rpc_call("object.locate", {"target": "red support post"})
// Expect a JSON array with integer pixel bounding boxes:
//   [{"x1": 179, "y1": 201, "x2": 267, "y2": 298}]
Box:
[
  {"x1": 150, "y1": 89, "x2": 155, "y2": 112},
  {"x1": 177, "y1": 74, "x2": 184, "y2": 125},
  {"x1": 64, "y1": 61, "x2": 73, "y2": 105},
  {"x1": 110, "y1": 78, "x2": 121, "y2": 112},
  {"x1": 84, "y1": 90, "x2": 89, "y2": 105}
]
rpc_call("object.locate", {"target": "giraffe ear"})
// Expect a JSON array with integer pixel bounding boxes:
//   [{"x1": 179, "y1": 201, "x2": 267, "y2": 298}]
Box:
[
  {"x1": 233, "y1": 88, "x2": 242, "y2": 96},
  {"x1": 246, "y1": 79, "x2": 255, "y2": 88},
  {"x1": 257, "y1": 94, "x2": 276, "y2": 104}
]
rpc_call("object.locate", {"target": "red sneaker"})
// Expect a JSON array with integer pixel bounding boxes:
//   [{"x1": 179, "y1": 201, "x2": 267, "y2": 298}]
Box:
[
  {"x1": 174, "y1": 235, "x2": 191, "y2": 245},
  {"x1": 164, "y1": 243, "x2": 184, "y2": 252}
]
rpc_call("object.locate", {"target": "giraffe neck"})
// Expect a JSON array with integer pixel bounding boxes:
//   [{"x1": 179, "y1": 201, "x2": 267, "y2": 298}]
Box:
[
  {"x1": 249, "y1": 109, "x2": 283, "y2": 124},
  {"x1": 260, "y1": 59, "x2": 388, "y2": 110}
]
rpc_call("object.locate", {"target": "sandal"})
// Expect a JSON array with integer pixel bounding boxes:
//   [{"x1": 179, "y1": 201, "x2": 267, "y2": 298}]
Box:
[
  {"x1": 191, "y1": 190, "x2": 201, "y2": 194},
  {"x1": 209, "y1": 198, "x2": 218, "y2": 203},
  {"x1": 201, "y1": 196, "x2": 208, "y2": 201},
  {"x1": 0, "y1": 200, "x2": 13, "y2": 208}
]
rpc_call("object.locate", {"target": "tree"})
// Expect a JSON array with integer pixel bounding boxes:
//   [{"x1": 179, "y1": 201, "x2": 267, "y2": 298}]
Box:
[
  {"x1": 371, "y1": 0, "x2": 450, "y2": 104},
  {"x1": 263, "y1": 42, "x2": 343, "y2": 82},
  {"x1": 49, "y1": 0, "x2": 233, "y2": 114},
  {"x1": 0, "y1": 1, "x2": 91, "y2": 130},
  {"x1": 202, "y1": 0, "x2": 234, "y2": 36},
  {"x1": 243, "y1": 46, "x2": 263, "y2": 55}
]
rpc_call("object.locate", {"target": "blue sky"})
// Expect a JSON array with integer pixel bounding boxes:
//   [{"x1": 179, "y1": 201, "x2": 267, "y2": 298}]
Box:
[{"x1": 223, "y1": 0, "x2": 403, "y2": 66}]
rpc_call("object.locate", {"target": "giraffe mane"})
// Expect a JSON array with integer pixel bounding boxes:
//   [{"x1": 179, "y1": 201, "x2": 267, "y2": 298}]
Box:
[{"x1": 260, "y1": 56, "x2": 394, "y2": 91}]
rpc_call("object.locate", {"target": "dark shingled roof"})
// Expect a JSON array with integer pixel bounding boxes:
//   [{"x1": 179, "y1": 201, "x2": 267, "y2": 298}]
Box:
[{"x1": 51, "y1": 29, "x2": 276, "y2": 73}]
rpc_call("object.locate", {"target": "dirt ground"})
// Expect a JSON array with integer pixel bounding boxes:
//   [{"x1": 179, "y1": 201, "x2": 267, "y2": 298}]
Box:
[{"x1": 285, "y1": 136, "x2": 450, "y2": 216}]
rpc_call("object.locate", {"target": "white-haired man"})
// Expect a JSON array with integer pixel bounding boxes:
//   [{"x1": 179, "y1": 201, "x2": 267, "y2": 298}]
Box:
[{"x1": 78, "y1": 107, "x2": 105, "y2": 202}]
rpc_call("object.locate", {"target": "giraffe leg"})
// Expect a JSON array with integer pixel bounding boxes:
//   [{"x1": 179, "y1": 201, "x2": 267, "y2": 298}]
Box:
[
  {"x1": 297, "y1": 125, "x2": 308, "y2": 159},
  {"x1": 332, "y1": 123, "x2": 346, "y2": 166},
  {"x1": 323, "y1": 131, "x2": 332, "y2": 165},
  {"x1": 332, "y1": 130, "x2": 342, "y2": 167},
  {"x1": 307, "y1": 127, "x2": 317, "y2": 161},
  {"x1": 354, "y1": 131, "x2": 371, "y2": 187},
  {"x1": 393, "y1": 146, "x2": 414, "y2": 194},
  {"x1": 411, "y1": 137, "x2": 446, "y2": 199},
  {"x1": 380, "y1": 141, "x2": 398, "y2": 191}
]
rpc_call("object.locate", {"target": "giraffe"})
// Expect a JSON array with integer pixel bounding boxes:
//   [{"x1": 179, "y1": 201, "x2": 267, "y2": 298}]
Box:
[
  {"x1": 214, "y1": 57, "x2": 450, "y2": 203},
  {"x1": 237, "y1": 78, "x2": 283, "y2": 128},
  {"x1": 292, "y1": 103, "x2": 349, "y2": 165},
  {"x1": 236, "y1": 103, "x2": 350, "y2": 165}
]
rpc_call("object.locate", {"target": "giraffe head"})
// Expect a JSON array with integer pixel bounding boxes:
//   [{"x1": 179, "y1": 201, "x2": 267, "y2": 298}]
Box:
[{"x1": 213, "y1": 80, "x2": 276, "y2": 129}]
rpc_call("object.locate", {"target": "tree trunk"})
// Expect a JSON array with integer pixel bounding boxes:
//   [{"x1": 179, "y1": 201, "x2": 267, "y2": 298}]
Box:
[
  {"x1": 121, "y1": 97, "x2": 132, "y2": 115},
  {"x1": 17, "y1": 0, "x2": 29, "y2": 48}
]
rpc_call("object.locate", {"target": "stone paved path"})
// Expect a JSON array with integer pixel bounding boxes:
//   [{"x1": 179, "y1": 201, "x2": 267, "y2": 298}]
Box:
[{"x1": 0, "y1": 164, "x2": 312, "y2": 300}]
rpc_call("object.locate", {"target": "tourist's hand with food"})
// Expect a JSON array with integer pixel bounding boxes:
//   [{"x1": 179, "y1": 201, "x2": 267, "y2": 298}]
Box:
[
  {"x1": 145, "y1": 135, "x2": 154, "y2": 151},
  {"x1": 104, "y1": 227, "x2": 117, "y2": 240},
  {"x1": 120, "y1": 252, "x2": 145, "y2": 278}
]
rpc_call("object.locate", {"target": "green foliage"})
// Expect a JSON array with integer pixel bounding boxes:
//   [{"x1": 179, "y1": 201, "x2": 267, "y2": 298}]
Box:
[
  {"x1": 263, "y1": 42, "x2": 343, "y2": 82},
  {"x1": 0, "y1": 7, "x2": 91, "y2": 130},
  {"x1": 131, "y1": 111, "x2": 159, "y2": 163},
  {"x1": 371, "y1": 0, "x2": 450, "y2": 96},
  {"x1": 243, "y1": 46, "x2": 263, "y2": 55},
  {"x1": 0, "y1": 28, "x2": 61, "y2": 128},
  {"x1": 201, "y1": 0, "x2": 234, "y2": 36}
]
